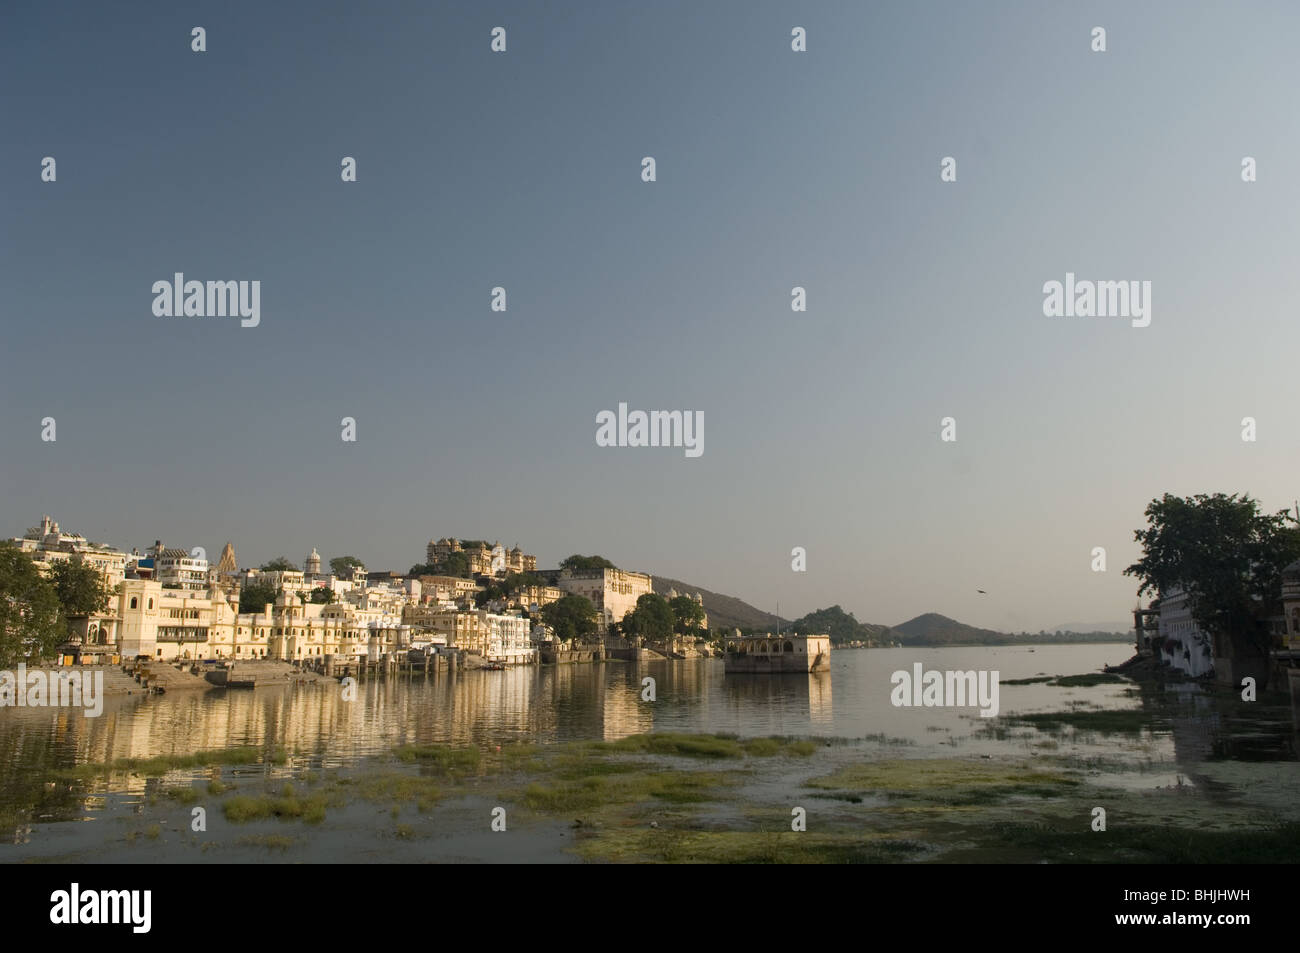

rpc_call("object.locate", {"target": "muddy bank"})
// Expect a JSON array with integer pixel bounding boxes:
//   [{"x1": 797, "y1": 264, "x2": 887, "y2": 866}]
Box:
[{"x1": 1104, "y1": 653, "x2": 1210, "y2": 684}]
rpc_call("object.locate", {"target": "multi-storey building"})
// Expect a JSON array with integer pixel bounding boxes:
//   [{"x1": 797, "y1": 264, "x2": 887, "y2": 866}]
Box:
[
  {"x1": 417, "y1": 574, "x2": 480, "y2": 603},
  {"x1": 427, "y1": 538, "x2": 537, "y2": 576},
  {"x1": 404, "y1": 607, "x2": 489, "y2": 655},
  {"x1": 514, "y1": 584, "x2": 563, "y2": 611},
  {"x1": 556, "y1": 566, "x2": 654, "y2": 632},
  {"x1": 156, "y1": 547, "x2": 210, "y2": 591},
  {"x1": 242, "y1": 568, "x2": 310, "y2": 594},
  {"x1": 427, "y1": 538, "x2": 493, "y2": 574},
  {"x1": 402, "y1": 607, "x2": 534, "y2": 663},
  {"x1": 506, "y1": 545, "x2": 537, "y2": 574},
  {"x1": 11, "y1": 515, "x2": 128, "y2": 587},
  {"x1": 111, "y1": 580, "x2": 411, "y2": 662},
  {"x1": 115, "y1": 579, "x2": 239, "y2": 660},
  {"x1": 481, "y1": 611, "x2": 534, "y2": 663},
  {"x1": 266, "y1": 594, "x2": 407, "y2": 662},
  {"x1": 1154, "y1": 587, "x2": 1216, "y2": 677}
]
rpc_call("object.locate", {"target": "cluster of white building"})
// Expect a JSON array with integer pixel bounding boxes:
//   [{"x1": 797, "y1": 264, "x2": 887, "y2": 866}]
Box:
[{"x1": 9, "y1": 517, "x2": 704, "y2": 668}]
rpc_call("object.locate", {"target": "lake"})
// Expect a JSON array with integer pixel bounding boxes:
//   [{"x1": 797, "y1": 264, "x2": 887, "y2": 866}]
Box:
[{"x1": 2, "y1": 644, "x2": 1296, "y2": 863}]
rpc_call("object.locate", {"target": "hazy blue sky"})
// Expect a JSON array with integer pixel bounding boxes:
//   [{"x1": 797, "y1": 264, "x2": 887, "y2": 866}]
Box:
[{"x1": 4, "y1": 1, "x2": 1300, "y2": 632}]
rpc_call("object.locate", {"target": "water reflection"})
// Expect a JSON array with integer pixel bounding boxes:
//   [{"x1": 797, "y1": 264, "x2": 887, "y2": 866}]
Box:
[
  {"x1": 721, "y1": 672, "x2": 832, "y2": 726},
  {"x1": 1127, "y1": 678, "x2": 1298, "y2": 764},
  {"x1": 1, "y1": 645, "x2": 1295, "y2": 844}
]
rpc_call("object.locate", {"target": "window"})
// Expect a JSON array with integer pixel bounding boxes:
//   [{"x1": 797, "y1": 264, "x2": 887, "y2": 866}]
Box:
[{"x1": 130, "y1": 597, "x2": 138, "y2": 609}]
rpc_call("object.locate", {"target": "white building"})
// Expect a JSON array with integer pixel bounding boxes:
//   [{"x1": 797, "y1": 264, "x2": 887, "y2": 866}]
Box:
[
  {"x1": 156, "y1": 547, "x2": 210, "y2": 591},
  {"x1": 1155, "y1": 588, "x2": 1216, "y2": 677},
  {"x1": 243, "y1": 568, "x2": 310, "y2": 594},
  {"x1": 11, "y1": 515, "x2": 128, "y2": 587},
  {"x1": 556, "y1": 566, "x2": 653, "y2": 632},
  {"x1": 115, "y1": 578, "x2": 239, "y2": 660},
  {"x1": 480, "y1": 611, "x2": 534, "y2": 664}
]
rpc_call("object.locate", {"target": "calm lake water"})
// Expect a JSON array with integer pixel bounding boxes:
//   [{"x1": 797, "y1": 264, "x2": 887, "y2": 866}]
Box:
[
  {"x1": 2, "y1": 644, "x2": 1296, "y2": 861},
  {"x1": 1, "y1": 644, "x2": 1293, "y2": 770}
]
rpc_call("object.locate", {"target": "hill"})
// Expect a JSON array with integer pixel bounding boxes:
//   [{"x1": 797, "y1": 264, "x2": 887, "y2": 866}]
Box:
[
  {"x1": 1050, "y1": 621, "x2": 1133, "y2": 634},
  {"x1": 645, "y1": 576, "x2": 1130, "y2": 646},
  {"x1": 649, "y1": 582, "x2": 891, "y2": 645},
  {"x1": 788, "y1": 605, "x2": 892, "y2": 645},
  {"x1": 651, "y1": 576, "x2": 787, "y2": 632},
  {"x1": 893, "y1": 613, "x2": 1133, "y2": 645},
  {"x1": 893, "y1": 613, "x2": 1007, "y2": 645}
]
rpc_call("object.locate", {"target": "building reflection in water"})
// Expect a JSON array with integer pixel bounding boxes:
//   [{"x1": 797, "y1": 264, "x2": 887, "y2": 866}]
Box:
[
  {"x1": 720, "y1": 671, "x2": 832, "y2": 732},
  {"x1": 1133, "y1": 677, "x2": 1298, "y2": 769},
  {"x1": 0, "y1": 661, "x2": 836, "y2": 788}
]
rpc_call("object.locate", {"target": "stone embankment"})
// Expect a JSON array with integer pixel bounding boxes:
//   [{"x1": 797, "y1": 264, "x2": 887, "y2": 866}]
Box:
[
  {"x1": 21, "y1": 663, "x2": 208, "y2": 695},
  {"x1": 23, "y1": 660, "x2": 331, "y2": 695},
  {"x1": 204, "y1": 660, "x2": 332, "y2": 687}
]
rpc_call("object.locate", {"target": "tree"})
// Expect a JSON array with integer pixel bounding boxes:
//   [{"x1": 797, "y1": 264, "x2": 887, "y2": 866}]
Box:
[
  {"x1": 308, "y1": 586, "x2": 335, "y2": 604},
  {"x1": 330, "y1": 556, "x2": 365, "y2": 576},
  {"x1": 669, "y1": 595, "x2": 706, "y2": 635},
  {"x1": 239, "y1": 582, "x2": 280, "y2": 614},
  {"x1": 1124, "y1": 493, "x2": 1300, "y2": 660},
  {"x1": 428, "y1": 552, "x2": 472, "y2": 578},
  {"x1": 561, "y1": 555, "x2": 617, "y2": 572},
  {"x1": 0, "y1": 544, "x2": 64, "y2": 666},
  {"x1": 259, "y1": 557, "x2": 296, "y2": 572},
  {"x1": 48, "y1": 556, "x2": 112, "y2": 618},
  {"x1": 502, "y1": 571, "x2": 544, "y2": 592},
  {"x1": 475, "y1": 583, "x2": 505, "y2": 607},
  {"x1": 623, "y1": 593, "x2": 674, "y2": 641},
  {"x1": 541, "y1": 594, "x2": 598, "y2": 642},
  {"x1": 790, "y1": 605, "x2": 887, "y2": 646}
]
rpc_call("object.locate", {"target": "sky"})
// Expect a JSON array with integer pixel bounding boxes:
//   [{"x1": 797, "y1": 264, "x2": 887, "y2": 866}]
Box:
[{"x1": 4, "y1": 0, "x2": 1300, "y2": 633}]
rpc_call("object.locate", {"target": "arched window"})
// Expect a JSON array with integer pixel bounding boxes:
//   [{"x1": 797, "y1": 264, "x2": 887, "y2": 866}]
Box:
[
  {"x1": 784, "y1": 641, "x2": 794, "y2": 653},
  {"x1": 130, "y1": 597, "x2": 138, "y2": 609},
  {"x1": 147, "y1": 598, "x2": 154, "y2": 610}
]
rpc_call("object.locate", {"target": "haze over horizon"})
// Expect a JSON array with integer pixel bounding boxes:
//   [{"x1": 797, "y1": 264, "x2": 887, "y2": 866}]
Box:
[{"x1": 4, "y1": 1, "x2": 1299, "y2": 633}]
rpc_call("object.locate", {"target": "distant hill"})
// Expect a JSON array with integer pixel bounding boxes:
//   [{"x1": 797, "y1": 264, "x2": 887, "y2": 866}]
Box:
[
  {"x1": 789, "y1": 605, "x2": 892, "y2": 646},
  {"x1": 1050, "y1": 621, "x2": 1133, "y2": 634},
  {"x1": 893, "y1": 613, "x2": 1007, "y2": 645},
  {"x1": 651, "y1": 576, "x2": 787, "y2": 632},
  {"x1": 894, "y1": 613, "x2": 1133, "y2": 646},
  {"x1": 645, "y1": 578, "x2": 1129, "y2": 646}
]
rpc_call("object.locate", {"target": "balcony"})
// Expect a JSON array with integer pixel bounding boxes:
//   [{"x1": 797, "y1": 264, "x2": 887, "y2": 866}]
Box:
[{"x1": 158, "y1": 627, "x2": 209, "y2": 643}]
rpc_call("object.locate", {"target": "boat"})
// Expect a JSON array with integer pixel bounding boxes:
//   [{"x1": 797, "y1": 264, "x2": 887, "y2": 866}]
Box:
[{"x1": 723, "y1": 632, "x2": 831, "y2": 673}]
